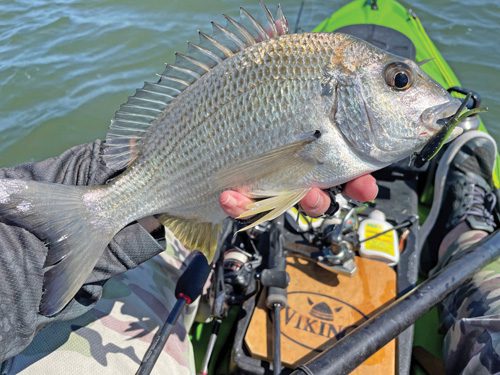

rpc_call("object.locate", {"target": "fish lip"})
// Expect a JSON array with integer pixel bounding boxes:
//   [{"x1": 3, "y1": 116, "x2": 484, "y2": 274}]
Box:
[{"x1": 420, "y1": 98, "x2": 462, "y2": 132}]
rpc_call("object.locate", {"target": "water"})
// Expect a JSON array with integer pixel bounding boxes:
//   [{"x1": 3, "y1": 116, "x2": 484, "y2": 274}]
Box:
[{"x1": 0, "y1": 0, "x2": 499, "y2": 167}]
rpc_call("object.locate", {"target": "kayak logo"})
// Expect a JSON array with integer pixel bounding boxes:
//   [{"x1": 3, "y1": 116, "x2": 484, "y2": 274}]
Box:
[{"x1": 282, "y1": 291, "x2": 368, "y2": 351}]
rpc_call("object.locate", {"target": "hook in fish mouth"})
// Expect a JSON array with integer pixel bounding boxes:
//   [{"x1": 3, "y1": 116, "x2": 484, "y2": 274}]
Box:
[
  {"x1": 412, "y1": 93, "x2": 488, "y2": 168},
  {"x1": 436, "y1": 92, "x2": 471, "y2": 126}
]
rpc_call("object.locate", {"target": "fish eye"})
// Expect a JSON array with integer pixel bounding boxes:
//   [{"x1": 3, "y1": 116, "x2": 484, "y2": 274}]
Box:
[{"x1": 384, "y1": 62, "x2": 414, "y2": 91}]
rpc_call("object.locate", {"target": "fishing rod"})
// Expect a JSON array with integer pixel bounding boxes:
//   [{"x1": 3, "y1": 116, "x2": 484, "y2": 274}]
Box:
[
  {"x1": 293, "y1": 1, "x2": 305, "y2": 33},
  {"x1": 136, "y1": 251, "x2": 211, "y2": 375},
  {"x1": 260, "y1": 217, "x2": 288, "y2": 375},
  {"x1": 199, "y1": 256, "x2": 226, "y2": 375},
  {"x1": 359, "y1": 215, "x2": 417, "y2": 243},
  {"x1": 292, "y1": 230, "x2": 500, "y2": 375}
]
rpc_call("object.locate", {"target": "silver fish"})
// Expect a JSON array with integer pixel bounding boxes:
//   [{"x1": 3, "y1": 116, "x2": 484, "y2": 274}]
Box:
[{"x1": 0, "y1": 3, "x2": 460, "y2": 315}]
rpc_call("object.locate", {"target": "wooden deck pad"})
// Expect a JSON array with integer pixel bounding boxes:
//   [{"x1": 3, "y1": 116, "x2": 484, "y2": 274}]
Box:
[{"x1": 245, "y1": 256, "x2": 396, "y2": 374}]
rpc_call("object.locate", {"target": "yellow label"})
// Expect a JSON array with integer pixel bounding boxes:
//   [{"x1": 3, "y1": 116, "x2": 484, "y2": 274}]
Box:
[{"x1": 364, "y1": 223, "x2": 395, "y2": 256}]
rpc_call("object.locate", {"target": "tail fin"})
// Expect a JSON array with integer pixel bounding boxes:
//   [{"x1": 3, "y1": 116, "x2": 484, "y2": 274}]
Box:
[{"x1": 0, "y1": 179, "x2": 117, "y2": 316}]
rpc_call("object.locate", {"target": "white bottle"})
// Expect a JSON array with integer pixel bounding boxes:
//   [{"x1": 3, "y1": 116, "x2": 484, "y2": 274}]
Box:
[{"x1": 358, "y1": 210, "x2": 399, "y2": 266}]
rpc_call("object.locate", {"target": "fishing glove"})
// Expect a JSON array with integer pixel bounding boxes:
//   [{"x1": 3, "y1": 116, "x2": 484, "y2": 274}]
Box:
[{"x1": 0, "y1": 140, "x2": 164, "y2": 362}]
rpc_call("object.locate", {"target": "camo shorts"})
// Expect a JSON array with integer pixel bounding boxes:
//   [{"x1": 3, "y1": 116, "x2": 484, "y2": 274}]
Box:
[
  {"x1": 4, "y1": 229, "x2": 197, "y2": 375},
  {"x1": 4, "y1": 229, "x2": 499, "y2": 374},
  {"x1": 434, "y1": 230, "x2": 500, "y2": 374}
]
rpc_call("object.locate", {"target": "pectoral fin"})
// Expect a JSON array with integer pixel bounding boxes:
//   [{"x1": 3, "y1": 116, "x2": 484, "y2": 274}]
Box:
[
  {"x1": 213, "y1": 130, "x2": 321, "y2": 190},
  {"x1": 237, "y1": 188, "x2": 310, "y2": 232}
]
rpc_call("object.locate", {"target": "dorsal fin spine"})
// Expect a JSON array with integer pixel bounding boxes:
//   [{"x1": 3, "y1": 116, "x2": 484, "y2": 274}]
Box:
[
  {"x1": 175, "y1": 52, "x2": 211, "y2": 72},
  {"x1": 211, "y1": 21, "x2": 247, "y2": 50},
  {"x1": 166, "y1": 64, "x2": 202, "y2": 79},
  {"x1": 157, "y1": 75, "x2": 191, "y2": 87},
  {"x1": 105, "y1": 145, "x2": 131, "y2": 150},
  {"x1": 276, "y1": 4, "x2": 288, "y2": 34},
  {"x1": 153, "y1": 77, "x2": 184, "y2": 93},
  {"x1": 109, "y1": 131, "x2": 144, "y2": 138},
  {"x1": 130, "y1": 96, "x2": 167, "y2": 105},
  {"x1": 121, "y1": 104, "x2": 162, "y2": 113},
  {"x1": 147, "y1": 82, "x2": 182, "y2": 94},
  {"x1": 223, "y1": 14, "x2": 256, "y2": 45},
  {"x1": 141, "y1": 89, "x2": 175, "y2": 99},
  {"x1": 188, "y1": 41, "x2": 223, "y2": 63},
  {"x1": 116, "y1": 111, "x2": 156, "y2": 120},
  {"x1": 113, "y1": 117, "x2": 150, "y2": 125},
  {"x1": 199, "y1": 31, "x2": 234, "y2": 58},
  {"x1": 240, "y1": 7, "x2": 269, "y2": 41},
  {"x1": 260, "y1": 1, "x2": 278, "y2": 37},
  {"x1": 112, "y1": 119, "x2": 149, "y2": 126}
]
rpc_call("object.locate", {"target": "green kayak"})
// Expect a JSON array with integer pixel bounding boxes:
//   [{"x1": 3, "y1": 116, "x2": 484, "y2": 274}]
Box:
[{"x1": 191, "y1": 1, "x2": 500, "y2": 374}]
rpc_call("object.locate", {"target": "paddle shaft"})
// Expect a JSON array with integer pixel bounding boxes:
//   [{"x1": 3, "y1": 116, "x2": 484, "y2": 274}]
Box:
[{"x1": 293, "y1": 230, "x2": 500, "y2": 375}]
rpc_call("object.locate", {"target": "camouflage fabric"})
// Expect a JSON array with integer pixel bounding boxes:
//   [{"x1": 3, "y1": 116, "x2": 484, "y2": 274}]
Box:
[
  {"x1": 433, "y1": 230, "x2": 500, "y2": 374},
  {"x1": 4, "y1": 229, "x2": 197, "y2": 375}
]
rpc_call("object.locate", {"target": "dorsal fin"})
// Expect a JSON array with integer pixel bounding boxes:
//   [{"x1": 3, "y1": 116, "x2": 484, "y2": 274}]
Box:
[{"x1": 103, "y1": 2, "x2": 289, "y2": 171}]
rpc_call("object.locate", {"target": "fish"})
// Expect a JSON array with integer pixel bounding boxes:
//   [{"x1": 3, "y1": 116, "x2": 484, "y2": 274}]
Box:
[{"x1": 0, "y1": 2, "x2": 461, "y2": 316}]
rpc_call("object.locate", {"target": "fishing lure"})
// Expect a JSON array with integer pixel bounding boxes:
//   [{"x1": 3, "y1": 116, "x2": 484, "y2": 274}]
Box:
[{"x1": 412, "y1": 93, "x2": 487, "y2": 168}]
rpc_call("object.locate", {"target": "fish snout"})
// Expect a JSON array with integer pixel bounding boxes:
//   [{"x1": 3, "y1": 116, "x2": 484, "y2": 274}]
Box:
[{"x1": 420, "y1": 98, "x2": 462, "y2": 133}]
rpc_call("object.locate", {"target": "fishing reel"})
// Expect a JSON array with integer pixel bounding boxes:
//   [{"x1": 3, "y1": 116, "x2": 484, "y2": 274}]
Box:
[
  {"x1": 284, "y1": 193, "x2": 365, "y2": 276},
  {"x1": 314, "y1": 206, "x2": 359, "y2": 275},
  {"x1": 223, "y1": 246, "x2": 261, "y2": 305},
  {"x1": 194, "y1": 222, "x2": 263, "y2": 325}
]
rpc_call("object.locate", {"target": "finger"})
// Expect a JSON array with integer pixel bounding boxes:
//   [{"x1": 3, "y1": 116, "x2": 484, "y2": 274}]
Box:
[
  {"x1": 343, "y1": 174, "x2": 378, "y2": 201},
  {"x1": 219, "y1": 190, "x2": 253, "y2": 218},
  {"x1": 299, "y1": 188, "x2": 331, "y2": 218}
]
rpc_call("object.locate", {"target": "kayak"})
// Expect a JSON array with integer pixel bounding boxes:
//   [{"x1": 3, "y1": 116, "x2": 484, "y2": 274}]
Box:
[{"x1": 191, "y1": 1, "x2": 500, "y2": 374}]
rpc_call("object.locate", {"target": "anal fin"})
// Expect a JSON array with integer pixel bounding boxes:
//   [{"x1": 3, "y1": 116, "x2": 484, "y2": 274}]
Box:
[{"x1": 159, "y1": 215, "x2": 221, "y2": 261}]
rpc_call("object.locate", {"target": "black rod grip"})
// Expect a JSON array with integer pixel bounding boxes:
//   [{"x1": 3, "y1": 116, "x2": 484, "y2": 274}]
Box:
[
  {"x1": 136, "y1": 251, "x2": 211, "y2": 375},
  {"x1": 175, "y1": 251, "x2": 210, "y2": 304}
]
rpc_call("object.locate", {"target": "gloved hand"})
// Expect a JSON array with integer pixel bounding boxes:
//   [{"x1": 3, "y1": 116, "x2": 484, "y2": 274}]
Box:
[{"x1": 0, "y1": 140, "x2": 164, "y2": 362}]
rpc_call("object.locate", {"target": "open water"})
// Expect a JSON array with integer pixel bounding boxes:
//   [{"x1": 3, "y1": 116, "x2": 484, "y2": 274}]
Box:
[{"x1": 0, "y1": 0, "x2": 499, "y2": 167}]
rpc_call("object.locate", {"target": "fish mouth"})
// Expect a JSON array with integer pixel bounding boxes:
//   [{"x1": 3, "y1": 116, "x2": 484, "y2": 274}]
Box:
[
  {"x1": 420, "y1": 98, "x2": 462, "y2": 133},
  {"x1": 411, "y1": 95, "x2": 482, "y2": 168}
]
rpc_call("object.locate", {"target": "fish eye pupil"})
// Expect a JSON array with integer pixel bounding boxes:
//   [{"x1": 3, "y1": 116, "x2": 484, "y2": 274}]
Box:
[
  {"x1": 394, "y1": 72, "x2": 409, "y2": 88},
  {"x1": 384, "y1": 62, "x2": 413, "y2": 90}
]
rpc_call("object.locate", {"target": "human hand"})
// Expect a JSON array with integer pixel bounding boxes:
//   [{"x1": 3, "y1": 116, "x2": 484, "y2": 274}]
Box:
[{"x1": 219, "y1": 174, "x2": 378, "y2": 218}]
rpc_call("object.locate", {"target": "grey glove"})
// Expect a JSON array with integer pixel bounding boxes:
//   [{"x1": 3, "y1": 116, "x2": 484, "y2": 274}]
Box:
[{"x1": 0, "y1": 140, "x2": 164, "y2": 362}]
